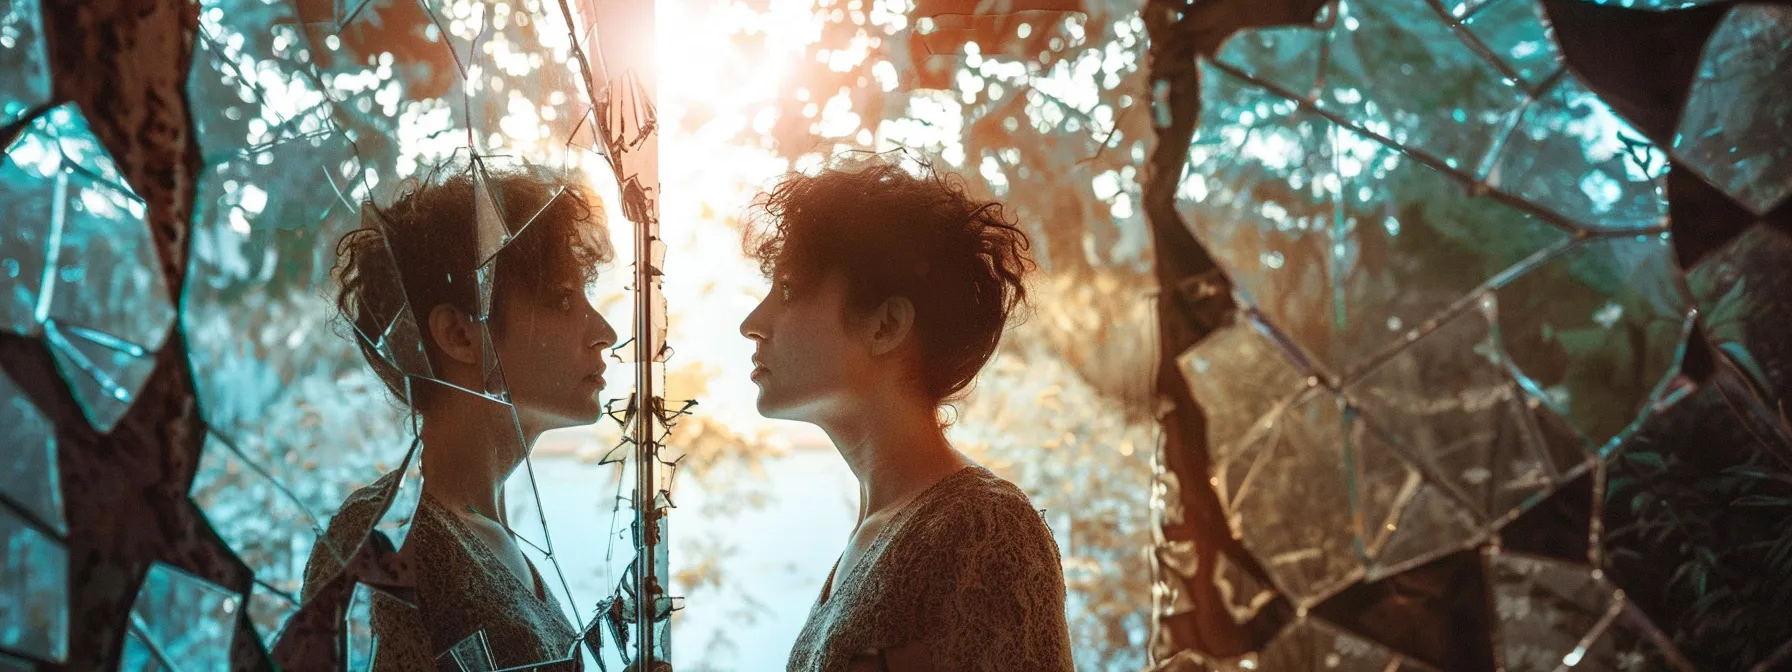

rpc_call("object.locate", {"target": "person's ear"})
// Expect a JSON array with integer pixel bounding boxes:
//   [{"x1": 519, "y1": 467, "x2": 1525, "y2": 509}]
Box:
[
  {"x1": 426, "y1": 303, "x2": 482, "y2": 365},
  {"x1": 868, "y1": 295, "x2": 914, "y2": 357}
]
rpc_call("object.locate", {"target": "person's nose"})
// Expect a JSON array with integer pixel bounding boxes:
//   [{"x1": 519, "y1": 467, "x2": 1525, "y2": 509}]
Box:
[
  {"x1": 588, "y1": 306, "x2": 618, "y2": 351},
  {"x1": 740, "y1": 295, "x2": 770, "y2": 342}
]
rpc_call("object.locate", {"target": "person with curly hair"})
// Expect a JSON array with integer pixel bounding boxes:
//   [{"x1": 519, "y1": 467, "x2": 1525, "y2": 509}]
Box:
[
  {"x1": 302, "y1": 163, "x2": 617, "y2": 670},
  {"x1": 739, "y1": 154, "x2": 1075, "y2": 671}
]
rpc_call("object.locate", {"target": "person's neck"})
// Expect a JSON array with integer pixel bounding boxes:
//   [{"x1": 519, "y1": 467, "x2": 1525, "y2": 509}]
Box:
[
  {"x1": 820, "y1": 386, "x2": 970, "y2": 523},
  {"x1": 417, "y1": 392, "x2": 540, "y2": 527}
]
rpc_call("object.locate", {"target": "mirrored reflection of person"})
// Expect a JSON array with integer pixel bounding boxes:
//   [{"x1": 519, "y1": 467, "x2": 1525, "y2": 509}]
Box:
[
  {"x1": 740, "y1": 156, "x2": 1075, "y2": 671},
  {"x1": 299, "y1": 165, "x2": 617, "y2": 670}
]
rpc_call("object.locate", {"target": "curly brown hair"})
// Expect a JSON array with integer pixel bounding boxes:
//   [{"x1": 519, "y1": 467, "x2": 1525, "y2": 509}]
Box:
[
  {"x1": 333, "y1": 162, "x2": 613, "y2": 407},
  {"x1": 744, "y1": 153, "x2": 1036, "y2": 405}
]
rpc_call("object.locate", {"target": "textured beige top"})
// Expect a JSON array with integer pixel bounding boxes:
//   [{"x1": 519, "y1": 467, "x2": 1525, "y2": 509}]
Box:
[
  {"x1": 302, "y1": 471, "x2": 583, "y2": 670},
  {"x1": 787, "y1": 466, "x2": 1075, "y2": 671}
]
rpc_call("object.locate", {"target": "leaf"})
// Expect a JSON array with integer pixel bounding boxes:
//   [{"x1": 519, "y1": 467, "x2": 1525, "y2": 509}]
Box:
[{"x1": 1730, "y1": 495, "x2": 1792, "y2": 508}]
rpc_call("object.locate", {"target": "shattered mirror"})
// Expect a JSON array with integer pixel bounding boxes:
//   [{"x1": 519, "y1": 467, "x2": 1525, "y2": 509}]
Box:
[{"x1": 1158, "y1": 0, "x2": 1792, "y2": 667}]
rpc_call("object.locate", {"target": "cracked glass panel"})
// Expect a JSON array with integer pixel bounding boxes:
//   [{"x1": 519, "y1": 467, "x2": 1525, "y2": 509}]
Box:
[
  {"x1": 1486, "y1": 72, "x2": 1669, "y2": 232},
  {"x1": 1687, "y1": 224, "x2": 1791, "y2": 421},
  {"x1": 1567, "y1": 605, "x2": 1697, "y2": 672},
  {"x1": 1485, "y1": 550, "x2": 1618, "y2": 672},
  {"x1": 1227, "y1": 388, "x2": 1416, "y2": 606},
  {"x1": 1211, "y1": 23, "x2": 1326, "y2": 99},
  {"x1": 1172, "y1": 0, "x2": 1785, "y2": 664},
  {"x1": 0, "y1": 505, "x2": 66, "y2": 663},
  {"x1": 1672, "y1": 3, "x2": 1792, "y2": 215},
  {"x1": 188, "y1": 432, "x2": 324, "y2": 644},
  {"x1": 1178, "y1": 311, "x2": 1310, "y2": 465},
  {"x1": 1321, "y1": 0, "x2": 1528, "y2": 172},
  {"x1": 125, "y1": 562, "x2": 238, "y2": 671},
  {"x1": 1348, "y1": 296, "x2": 1565, "y2": 526},
  {"x1": 1458, "y1": 0, "x2": 1562, "y2": 90},
  {"x1": 0, "y1": 0, "x2": 49, "y2": 127},
  {"x1": 1, "y1": 372, "x2": 62, "y2": 536},
  {"x1": 1184, "y1": 64, "x2": 1577, "y2": 378},
  {"x1": 1493, "y1": 233, "x2": 1687, "y2": 444},
  {"x1": 0, "y1": 105, "x2": 174, "y2": 432},
  {"x1": 1250, "y1": 617, "x2": 1431, "y2": 672}
]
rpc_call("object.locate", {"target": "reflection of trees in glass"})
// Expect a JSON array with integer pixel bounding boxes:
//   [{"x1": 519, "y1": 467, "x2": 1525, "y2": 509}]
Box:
[{"x1": 1157, "y1": 0, "x2": 1792, "y2": 667}]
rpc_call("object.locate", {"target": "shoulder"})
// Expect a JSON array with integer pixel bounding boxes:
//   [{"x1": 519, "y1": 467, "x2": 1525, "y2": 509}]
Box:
[
  {"x1": 301, "y1": 470, "x2": 406, "y2": 600},
  {"x1": 903, "y1": 467, "x2": 1061, "y2": 566}
]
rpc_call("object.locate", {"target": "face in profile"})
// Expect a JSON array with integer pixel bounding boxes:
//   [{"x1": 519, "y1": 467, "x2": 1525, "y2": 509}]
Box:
[
  {"x1": 491, "y1": 282, "x2": 618, "y2": 434},
  {"x1": 739, "y1": 272, "x2": 877, "y2": 423}
]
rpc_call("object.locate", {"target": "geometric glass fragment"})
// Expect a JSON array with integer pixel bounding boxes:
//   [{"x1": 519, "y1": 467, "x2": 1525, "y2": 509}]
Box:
[
  {"x1": 1321, "y1": 0, "x2": 1529, "y2": 172},
  {"x1": 188, "y1": 433, "x2": 323, "y2": 642},
  {"x1": 1211, "y1": 24, "x2": 1326, "y2": 100},
  {"x1": 0, "y1": 371, "x2": 63, "y2": 535},
  {"x1": 1459, "y1": 0, "x2": 1563, "y2": 90},
  {"x1": 1178, "y1": 311, "x2": 1309, "y2": 464},
  {"x1": 1485, "y1": 72, "x2": 1669, "y2": 232},
  {"x1": 1228, "y1": 388, "x2": 1372, "y2": 607},
  {"x1": 1367, "y1": 481, "x2": 1483, "y2": 582},
  {"x1": 0, "y1": 0, "x2": 51, "y2": 128},
  {"x1": 127, "y1": 562, "x2": 239, "y2": 671},
  {"x1": 0, "y1": 105, "x2": 175, "y2": 432},
  {"x1": 1253, "y1": 617, "x2": 1430, "y2": 672},
  {"x1": 1568, "y1": 604, "x2": 1697, "y2": 672},
  {"x1": 0, "y1": 506, "x2": 66, "y2": 662},
  {"x1": 1348, "y1": 296, "x2": 1563, "y2": 526},
  {"x1": 1185, "y1": 64, "x2": 1572, "y2": 378},
  {"x1": 1493, "y1": 234, "x2": 1687, "y2": 445},
  {"x1": 1486, "y1": 549, "x2": 1616, "y2": 672},
  {"x1": 1686, "y1": 224, "x2": 1792, "y2": 421},
  {"x1": 1673, "y1": 4, "x2": 1792, "y2": 215}
]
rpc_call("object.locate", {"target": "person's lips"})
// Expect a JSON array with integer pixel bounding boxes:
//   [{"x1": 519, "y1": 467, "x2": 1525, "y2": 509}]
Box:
[
  {"x1": 584, "y1": 366, "x2": 606, "y2": 386},
  {"x1": 750, "y1": 356, "x2": 768, "y2": 380}
]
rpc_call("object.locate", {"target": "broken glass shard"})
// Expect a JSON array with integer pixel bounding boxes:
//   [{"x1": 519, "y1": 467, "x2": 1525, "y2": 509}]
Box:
[
  {"x1": 1673, "y1": 3, "x2": 1792, "y2": 216},
  {"x1": 188, "y1": 0, "x2": 337, "y2": 165},
  {"x1": 1687, "y1": 224, "x2": 1792, "y2": 423},
  {"x1": 1459, "y1": 0, "x2": 1563, "y2": 90},
  {"x1": 0, "y1": 506, "x2": 66, "y2": 662},
  {"x1": 439, "y1": 630, "x2": 499, "y2": 671},
  {"x1": 189, "y1": 432, "x2": 329, "y2": 639},
  {"x1": 1569, "y1": 604, "x2": 1697, "y2": 672},
  {"x1": 129, "y1": 562, "x2": 239, "y2": 671},
  {"x1": 1486, "y1": 550, "x2": 1614, "y2": 671},
  {"x1": 0, "y1": 372, "x2": 63, "y2": 535},
  {"x1": 1348, "y1": 415, "x2": 1423, "y2": 564},
  {"x1": 1366, "y1": 482, "x2": 1482, "y2": 581},
  {"x1": 1184, "y1": 64, "x2": 1570, "y2": 377},
  {"x1": 455, "y1": 0, "x2": 595, "y2": 163},
  {"x1": 0, "y1": 105, "x2": 174, "y2": 431},
  {"x1": 1485, "y1": 72, "x2": 1669, "y2": 232},
  {"x1": 0, "y1": 0, "x2": 50, "y2": 127},
  {"x1": 246, "y1": 581, "x2": 301, "y2": 650},
  {"x1": 347, "y1": 582, "x2": 376, "y2": 671},
  {"x1": 1321, "y1": 0, "x2": 1528, "y2": 172},
  {"x1": 1494, "y1": 233, "x2": 1687, "y2": 445},
  {"x1": 182, "y1": 121, "x2": 399, "y2": 463},
  {"x1": 1229, "y1": 389, "x2": 1365, "y2": 606},
  {"x1": 1348, "y1": 297, "x2": 1558, "y2": 524},
  {"x1": 1255, "y1": 617, "x2": 1416, "y2": 671},
  {"x1": 1177, "y1": 312, "x2": 1309, "y2": 464},
  {"x1": 1210, "y1": 25, "x2": 1327, "y2": 100}
]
